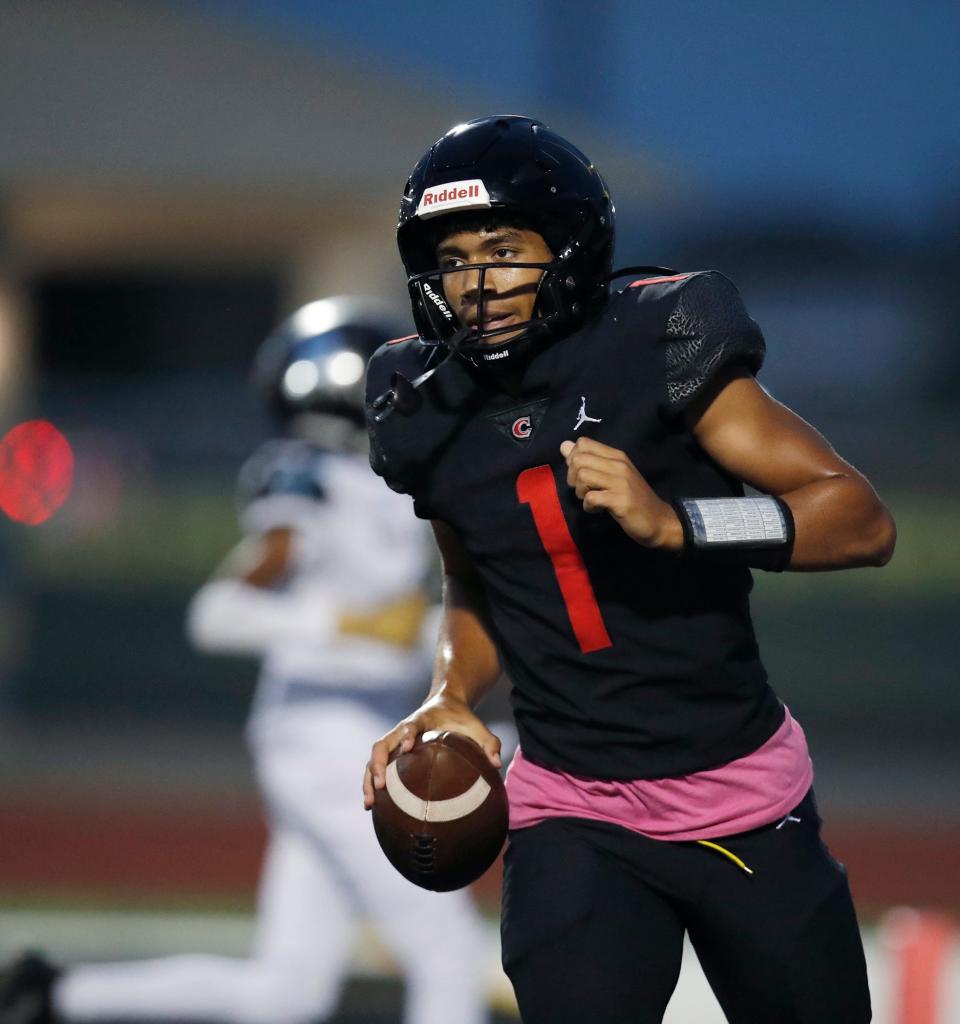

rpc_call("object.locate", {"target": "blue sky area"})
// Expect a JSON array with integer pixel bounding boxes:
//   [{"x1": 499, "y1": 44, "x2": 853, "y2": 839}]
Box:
[{"x1": 192, "y1": 0, "x2": 959, "y2": 232}]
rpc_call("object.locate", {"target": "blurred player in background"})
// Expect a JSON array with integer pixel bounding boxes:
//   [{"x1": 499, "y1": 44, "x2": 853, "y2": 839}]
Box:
[{"x1": 0, "y1": 297, "x2": 488, "y2": 1024}]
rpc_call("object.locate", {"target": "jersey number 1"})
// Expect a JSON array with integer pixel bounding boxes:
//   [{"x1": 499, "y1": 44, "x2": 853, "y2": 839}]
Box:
[{"x1": 517, "y1": 465, "x2": 613, "y2": 654}]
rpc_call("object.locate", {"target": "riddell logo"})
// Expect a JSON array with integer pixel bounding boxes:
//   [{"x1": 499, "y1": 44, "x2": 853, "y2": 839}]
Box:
[
  {"x1": 422, "y1": 282, "x2": 453, "y2": 321},
  {"x1": 416, "y1": 178, "x2": 491, "y2": 219},
  {"x1": 482, "y1": 349, "x2": 510, "y2": 361},
  {"x1": 424, "y1": 183, "x2": 479, "y2": 206}
]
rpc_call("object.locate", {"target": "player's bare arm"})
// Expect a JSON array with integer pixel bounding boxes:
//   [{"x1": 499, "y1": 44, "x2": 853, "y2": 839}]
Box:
[
  {"x1": 195, "y1": 526, "x2": 432, "y2": 658},
  {"x1": 363, "y1": 521, "x2": 503, "y2": 810},
  {"x1": 212, "y1": 527, "x2": 294, "y2": 587},
  {"x1": 220, "y1": 527, "x2": 428, "y2": 639},
  {"x1": 187, "y1": 529, "x2": 297, "y2": 652},
  {"x1": 561, "y1": 367, "x2": 896, "y2": 570},
  {"x1": 687, "y1": 368, "x2": 895, "y2": 568}
]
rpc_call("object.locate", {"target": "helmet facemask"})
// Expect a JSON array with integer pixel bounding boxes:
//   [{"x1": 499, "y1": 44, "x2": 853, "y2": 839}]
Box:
[
  {"x1": 404, "y1": 206, "x2": 611, "y2": 370},
  {"x1": 409, "y1": 260, "x2": 553, "y2": 361}
]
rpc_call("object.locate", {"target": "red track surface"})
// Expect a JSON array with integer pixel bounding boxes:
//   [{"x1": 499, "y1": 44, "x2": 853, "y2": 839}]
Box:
[{"x1": 1, "y1": 793, "x2": 956, "y2": 914}]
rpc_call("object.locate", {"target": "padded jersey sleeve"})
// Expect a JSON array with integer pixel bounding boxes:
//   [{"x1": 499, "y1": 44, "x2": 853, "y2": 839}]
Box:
[
  {"x1": 364, "y1": 337, "x2": 439, "y2": 520},
  {"x1": 365, "y1": 339, "x2": 409, "y2": 488},
  {"x1": 660, "y1": 271, "x2": 766, "y2": 413}
]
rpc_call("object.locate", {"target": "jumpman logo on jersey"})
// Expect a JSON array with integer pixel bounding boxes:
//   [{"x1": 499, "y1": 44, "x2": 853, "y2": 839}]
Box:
[{"x1": 574, "y1": 396, "x2": 602, "y2": 431}]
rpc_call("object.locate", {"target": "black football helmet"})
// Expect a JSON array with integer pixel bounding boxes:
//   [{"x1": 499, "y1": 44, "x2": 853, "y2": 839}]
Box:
[
  {"x1": 253, "y1": 296, "x2": 405, "y2": 428},
  {"x1": 397, "y1": 115, "x2": 615, "y2": 368}
]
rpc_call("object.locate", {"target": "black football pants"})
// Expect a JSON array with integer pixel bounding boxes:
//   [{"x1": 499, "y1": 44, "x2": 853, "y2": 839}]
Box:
[{"x1": 500, "y1": 790, "x2": 871, "y2": 1023}]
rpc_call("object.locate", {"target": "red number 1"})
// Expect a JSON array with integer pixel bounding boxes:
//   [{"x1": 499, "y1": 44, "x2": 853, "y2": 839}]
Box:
[{"x1": 517, "y1": 465, "x2": 612, "y2": 654}]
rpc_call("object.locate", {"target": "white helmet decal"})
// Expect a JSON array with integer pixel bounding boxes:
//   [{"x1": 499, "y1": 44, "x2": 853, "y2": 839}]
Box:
[{"x1": 416, "y1": 179, "x2": 491, "y2": 220}]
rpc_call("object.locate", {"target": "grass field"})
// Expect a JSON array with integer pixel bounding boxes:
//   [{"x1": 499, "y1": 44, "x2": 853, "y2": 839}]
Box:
[{"x1": 1, "y1": 902, "x2": 958, "y2": 1023}]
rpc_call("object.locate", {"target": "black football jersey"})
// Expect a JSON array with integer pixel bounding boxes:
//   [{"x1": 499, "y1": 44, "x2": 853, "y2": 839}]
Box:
[{"x1": 366, "y1": 271, "x2": 785, "y2": 780}]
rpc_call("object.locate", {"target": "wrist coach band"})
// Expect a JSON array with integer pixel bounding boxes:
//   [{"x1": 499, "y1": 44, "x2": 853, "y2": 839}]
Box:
[{"x1": 673, "y1": 496, "x2": 795, "y2": 572}]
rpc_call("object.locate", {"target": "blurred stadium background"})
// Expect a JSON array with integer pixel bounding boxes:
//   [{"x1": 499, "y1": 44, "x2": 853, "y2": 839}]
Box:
[{"x1": 1, "y1": 1, "x2": 958, "y2": 1021}]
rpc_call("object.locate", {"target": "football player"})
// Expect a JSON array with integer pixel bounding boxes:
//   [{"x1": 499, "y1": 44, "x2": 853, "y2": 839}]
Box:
[
  {"x1": 362, "y1": 116, "x2": 896, "y2": 1023},
  {"x1": 1, "y1": 299, "x2": 488, "y2": 1024}
]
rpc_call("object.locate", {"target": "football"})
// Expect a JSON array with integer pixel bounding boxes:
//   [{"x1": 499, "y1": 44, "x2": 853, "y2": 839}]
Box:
[{"x1": 372, "y1": 730, "x2": 509, "y2": 892}]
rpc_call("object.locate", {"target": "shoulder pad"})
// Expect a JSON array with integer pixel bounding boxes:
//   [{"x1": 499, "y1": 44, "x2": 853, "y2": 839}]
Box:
[
  {"x1": 365, "y1": 338, "x2": 447, "y2": 492},
  {"x1": 237, "y1": 439, "x2": 326, "y2": 508},
  {"x1": 660, "y1": 271, "x2": 765, "y2": 411},
  {"x1": 365, "y1": 336, "x2": 436, "y2": 404}
]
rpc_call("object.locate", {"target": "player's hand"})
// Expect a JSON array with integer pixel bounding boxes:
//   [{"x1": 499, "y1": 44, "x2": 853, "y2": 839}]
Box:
[
  {"x1": 560, "y1": 437, "x2": 683, "y2": 551},
  {"x1": 362, "y1": 694, "x2": 502, "y2": 810}
]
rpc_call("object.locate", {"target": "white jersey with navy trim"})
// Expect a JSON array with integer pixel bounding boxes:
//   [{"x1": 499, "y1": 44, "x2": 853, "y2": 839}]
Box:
[{"x1": 239, "y1": 440, "x2": 434, "y2": 695}]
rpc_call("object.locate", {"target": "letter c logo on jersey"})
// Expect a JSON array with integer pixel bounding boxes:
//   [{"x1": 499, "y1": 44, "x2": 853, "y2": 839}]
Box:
[
  {"x1": 511, "y1": 416, "x2": 533, "y2": 440},
  {"x1": 488, "y1": 398, "x2": 549, "y2": 447}
]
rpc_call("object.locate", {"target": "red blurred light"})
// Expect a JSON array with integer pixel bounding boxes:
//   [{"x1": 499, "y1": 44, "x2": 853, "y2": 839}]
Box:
[{"x1": 0, "y1": 419, "x2": 75, "y2": 525}]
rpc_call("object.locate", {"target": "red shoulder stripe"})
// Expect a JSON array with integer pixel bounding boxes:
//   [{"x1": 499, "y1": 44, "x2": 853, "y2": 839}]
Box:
[
  {"x1": 386, "y1": 333, "x2": 419, "y2": 346},
  {"x1": 628, "y1": 273, "x2": 692, "y2": 288}
]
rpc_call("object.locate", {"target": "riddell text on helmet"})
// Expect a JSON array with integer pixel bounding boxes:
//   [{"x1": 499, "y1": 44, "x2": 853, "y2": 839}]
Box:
[
  {"x1": 416, "y1": 179, "x2": 491, "y2": 219},
  {"x1": 422, "y1": 282, "x2": 454, "y2": 320}
]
